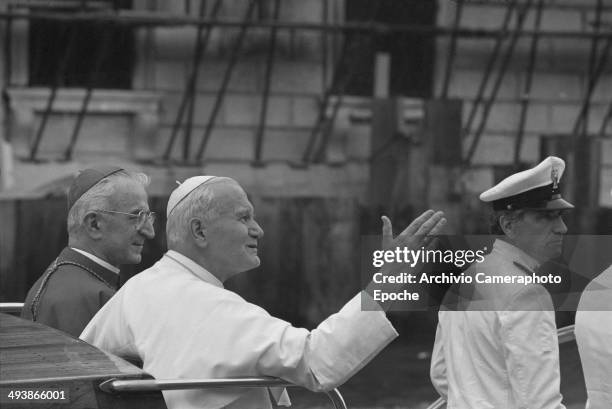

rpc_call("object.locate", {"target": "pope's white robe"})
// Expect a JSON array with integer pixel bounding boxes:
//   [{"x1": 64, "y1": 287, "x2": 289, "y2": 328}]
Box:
[
  {"x1": 575, "y1": 265, "x2": 612, "y2": 409},
  {"x1": 81, "y1": 250, "x2": 397, "y2": 409}
]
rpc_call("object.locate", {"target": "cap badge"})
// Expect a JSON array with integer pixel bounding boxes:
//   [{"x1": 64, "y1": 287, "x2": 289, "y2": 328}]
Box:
[{"x1": 551, "y1": 168, "x2": 559, "y2": 189}]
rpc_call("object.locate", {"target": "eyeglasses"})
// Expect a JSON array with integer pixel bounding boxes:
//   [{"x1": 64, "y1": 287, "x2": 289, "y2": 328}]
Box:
[{"x1": 96, "y1": 209, "x2": 156, "y2": 229}]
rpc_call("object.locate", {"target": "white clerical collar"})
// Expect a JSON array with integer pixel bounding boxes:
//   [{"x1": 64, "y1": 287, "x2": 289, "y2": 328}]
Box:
[
  {"x1": 71, "y1": 247, "x2": 121, "y2": 275},
  {"x1": 492, "y1": 239, "x2": 541, "y2": 271},
  {"x1": 165, "y1": 250, "x2": 224, "y2": 288}
]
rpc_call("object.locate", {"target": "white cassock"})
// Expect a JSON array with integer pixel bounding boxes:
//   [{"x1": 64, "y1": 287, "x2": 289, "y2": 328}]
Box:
[
  {"x1": 575, "y1": 265, "x2": 612, "y2": 409},
  {"x1": 81, "y1": 250, "x2": 397, "y2": 409}
]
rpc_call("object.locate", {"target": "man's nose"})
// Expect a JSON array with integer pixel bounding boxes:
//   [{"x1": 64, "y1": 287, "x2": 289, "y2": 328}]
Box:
[
  {"x1": 139, "y1": 219, "x2": 156, "y2": 239},
  {"x1": 250, "y1": 220, "x2": 264, "y2": 239},
  {"x1": 554, "y1": 216, "x2": 568, "y2": 235}
]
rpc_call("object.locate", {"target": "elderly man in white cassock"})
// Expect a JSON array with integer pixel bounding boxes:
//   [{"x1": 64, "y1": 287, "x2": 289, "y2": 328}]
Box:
[{"x1": 81, "y1": 175, "x2": 445, "y2": 409}]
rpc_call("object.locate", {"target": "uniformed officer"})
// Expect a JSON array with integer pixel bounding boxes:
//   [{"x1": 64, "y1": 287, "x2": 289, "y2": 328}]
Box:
[
  {"x1": 21, "y1": 166, "x2": 155, "y2": 337},
  {"x1": 430, "y1": 156, "x2": 573, "y2": 409},
  {"x1": 575, "y1": 190, "x2": 612, "y2": 409}
]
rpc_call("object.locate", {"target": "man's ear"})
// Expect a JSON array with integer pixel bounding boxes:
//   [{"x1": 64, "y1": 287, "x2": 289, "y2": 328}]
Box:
[
  {"x1": 190, "y1": 218, "x2": 207, "y2": 248},
  {"x1": 83, "y1": 212, "x2": 104, "y2": 239},
  {"x1": 498, "y1": 214, "x2": 515, "y2": 239}
]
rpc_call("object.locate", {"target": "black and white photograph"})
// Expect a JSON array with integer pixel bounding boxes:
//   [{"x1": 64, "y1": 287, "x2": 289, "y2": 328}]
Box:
[{"x1": 0, "y1": 1, "x2": 611, "y2": 408}]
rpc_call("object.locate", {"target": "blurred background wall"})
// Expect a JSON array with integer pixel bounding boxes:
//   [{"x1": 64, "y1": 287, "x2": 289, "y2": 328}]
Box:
[{"x1": 0, "y1": 0, "x2": 611, "y2": 334}]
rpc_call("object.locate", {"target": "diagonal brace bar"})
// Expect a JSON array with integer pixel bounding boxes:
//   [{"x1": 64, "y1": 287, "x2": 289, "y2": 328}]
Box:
[
  {"x1": 163, "y1": 0, "x2": 223, "y2": 161},
  {"x1": 253, "y1": 0, "x2": 281, "y2": 166},
  {"x1": 195, "y1": 0, "x2": 256, "y2": 161},
  {"x1": 513, "y1": 0, "x2": 544, "y2": 165},
  {"x1": 465, "y1": 0, "x2": 532, "y2": 166},
  {"x1": 462, "y1": 0, "x2": 517, "y2": 139}
]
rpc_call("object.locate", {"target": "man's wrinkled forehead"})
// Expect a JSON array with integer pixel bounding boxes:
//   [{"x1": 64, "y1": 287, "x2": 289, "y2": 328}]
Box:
[
  {"x1": 212, "y1": 181, "x2": 252, "y2": 211},
  {"x1": 107, "y1": 177, "x2": 148, "y2": 209},
  {"x1": 234, "y1": 200, "x2": 255, "y2": 216}
]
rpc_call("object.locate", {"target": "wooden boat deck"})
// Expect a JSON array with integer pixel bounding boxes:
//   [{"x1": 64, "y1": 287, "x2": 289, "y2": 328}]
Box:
[{"x1": 0, "y1": 313, "x2": 166, "y2": 408}]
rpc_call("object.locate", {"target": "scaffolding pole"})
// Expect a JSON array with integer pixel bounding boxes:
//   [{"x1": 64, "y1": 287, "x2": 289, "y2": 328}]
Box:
[
  {"x1": 440, "y1": 0, "x2": 464, "y2": 99},
  {"x1": 182, "y1": 0, "x2": 212, "y2": 162},
  {"x1": 64, "y1": 23, "x2": 116, "y2": 161},
  {"x1": 29, "y1": 24, "x2": 79, "y2": 161},
  {"x1": 465, "y1": 0, "x2": 533, "y2": 166},
  {"x1": 313, "y1": 4, "x2": 388, "y2": 164},
  {"x1": 163, "y1": 0, "x2": 222, "y2": 161},
  {"x1": 571, "y1": 37, "x2": 611, "y2": 137},
  {"x1": 598, "y1": 100, "x2": 612, "y2": 137},
  {"x1": 1, "y1": 5, "x2": 14, "y2": 188},
  {"x1": 300, "y1": 34, "x2": 352, "y2": 165},
  {"x1": 513, "y1": 0, "x2": 544, "y2": 166},
  {"x1": 580, "y1": 0, "x2": 604, "y2": 139},
  {"x1": 462, "y1": 0, "x2": 517, "y2": 139},
  {"x1": 312, "y1": 83, "x2": 345, "y2": 163},
  {"x1": 253, "y1": 0, "x2": 281, "y2": 167},
  {"x1": 3, "y1": 5, "x2": 12, "y2": 100},
  {"x1": 463, "y1": 0, "x2": 612, "y2": 12},
  {"x1": 0, "y1": 11, "x2": 610, "y2": 40},
  {"x1": 195, "y1": 0, "x2": 256, "y2": 161},
  {"x1": 321, "y1": 0, "x2": 329, "y2": 96}
]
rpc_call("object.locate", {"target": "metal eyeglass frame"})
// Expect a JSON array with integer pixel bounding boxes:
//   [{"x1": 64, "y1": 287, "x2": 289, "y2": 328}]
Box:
[{"x1": 96, "y1": 209, "x2": 156, "y2": 229}]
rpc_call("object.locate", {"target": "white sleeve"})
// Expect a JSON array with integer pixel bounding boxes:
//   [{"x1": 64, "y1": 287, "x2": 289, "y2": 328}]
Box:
[
  {"x1": 430, "y1": 319, "x2": 448, "y2": 400},
  {"x1": 499, "y1": 286, "x2": 566, "y2": 409},
  {"x1": 213, "y1": 291, "x2": 398, "y2": 392},
  {"x1": 80, "y1": 289, "x2": 138, "y2": 360},
  {"x1": 300, "y1": 292, "x2": 398, "y2": 389}
]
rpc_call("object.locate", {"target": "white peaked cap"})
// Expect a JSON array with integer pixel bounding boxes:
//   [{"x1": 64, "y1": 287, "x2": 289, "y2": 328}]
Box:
[
  {"x1": 480, "y1": 156, "x2": 574, "y2": 211},
  {"x1": 167, "y1": 175, "x2": 218, "y2": 217}
]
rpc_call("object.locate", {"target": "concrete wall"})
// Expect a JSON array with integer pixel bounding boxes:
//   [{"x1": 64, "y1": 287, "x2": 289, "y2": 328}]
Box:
[
  {"x1": 1, "y1": 0, "x2": 373, "y2": 199},
  {"x1": 1, "y1": 0, "x2": 610, "y2": 208},
  {"x1": 135, "y1": 0, "x2": 335, "y2": 174},
  {"x1": 435, "y1": 0, "x2": 612, "y2": 207}
]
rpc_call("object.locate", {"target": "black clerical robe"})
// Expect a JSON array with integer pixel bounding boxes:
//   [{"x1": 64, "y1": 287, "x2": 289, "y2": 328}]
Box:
[{"x1": 21, "y1": 247, "x2": 120, "y2": 338}]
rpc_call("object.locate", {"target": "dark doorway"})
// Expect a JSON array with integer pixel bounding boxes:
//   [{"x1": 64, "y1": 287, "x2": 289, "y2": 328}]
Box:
[
  {"x1": 28, "y1": 1, "x2": 134, "y2": 89},
  {"x1": 343, "y1": 0, "x2": 437, "y2": 98}
]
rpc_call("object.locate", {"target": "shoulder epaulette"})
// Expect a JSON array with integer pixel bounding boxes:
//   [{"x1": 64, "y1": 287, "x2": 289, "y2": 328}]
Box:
[{"x1": 513, "y1": 261, "x2": 535, "y2": 276}]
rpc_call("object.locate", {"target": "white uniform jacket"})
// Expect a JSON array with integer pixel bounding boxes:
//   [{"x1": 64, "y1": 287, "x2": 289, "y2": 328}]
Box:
[
  {"x1": 575, "y1": 265, "x2": 612, "y2": 409},
  {"x1": 430, "y1": 239, "x2": 566, "y2": 409},
  {"x1": 81, "y1": 250, "x2": 398, "y2": 409}
]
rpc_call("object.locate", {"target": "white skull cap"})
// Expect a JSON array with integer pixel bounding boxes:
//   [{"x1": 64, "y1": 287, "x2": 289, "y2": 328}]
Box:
[{"x1": 167, "y1": 175, "x2": 219, "y2": 217}]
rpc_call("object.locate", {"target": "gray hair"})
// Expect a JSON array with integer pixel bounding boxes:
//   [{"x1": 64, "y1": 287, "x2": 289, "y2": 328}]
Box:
[
  {"x1": 166, "y1": 177, "x2": 235, "y2": 249},
  {"x1": 489, "y1": 209, "x2": 526, "y2": 235},
  {"x1": 67, "y1": 170, "x2": 150, "y2": 235}
]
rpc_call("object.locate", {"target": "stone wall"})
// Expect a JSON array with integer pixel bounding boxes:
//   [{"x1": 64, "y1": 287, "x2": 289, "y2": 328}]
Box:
[
  {"x1": 1, "y1": 0, "x2": 610, "y2": 206},
  {"x1": 435, "y1": 0, "x2": 612, "y2": 207},
  {"x1": 0, "y1": 0, "x2": 373, "y2": 199}
]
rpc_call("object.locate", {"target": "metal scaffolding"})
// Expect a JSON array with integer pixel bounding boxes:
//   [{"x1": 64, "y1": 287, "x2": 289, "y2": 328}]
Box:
[
  {"x1": 1, "y1": 10, "x2": 611, "y2": 39},
  {"x1": 163, "y1": 0, "x2": 221, "y2": 162},
  {"x1": 1, "y1": 0, "x2": 611, "y2": 165}
]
